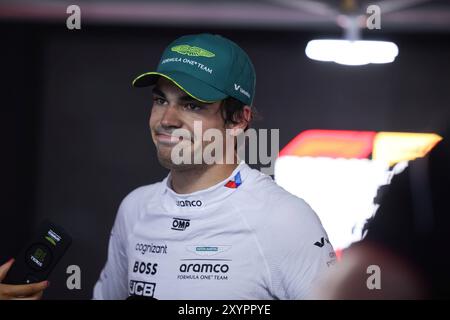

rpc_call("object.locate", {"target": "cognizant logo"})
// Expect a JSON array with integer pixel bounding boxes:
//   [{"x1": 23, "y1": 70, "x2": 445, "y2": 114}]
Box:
[
  {"x1": 179, "y1": 263, "x2": 229, "y2": 273},
  {"x1": 176, "y1": 200, "x2": 203, "y2": 208},
  {"x1": 135, "y1": 243, "x2": 168, "y2": 255}
]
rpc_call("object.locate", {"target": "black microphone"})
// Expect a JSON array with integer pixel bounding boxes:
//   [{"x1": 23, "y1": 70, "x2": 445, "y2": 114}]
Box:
[{"x1": 3, "y1": 220, "x2": 72, "y2": 285}]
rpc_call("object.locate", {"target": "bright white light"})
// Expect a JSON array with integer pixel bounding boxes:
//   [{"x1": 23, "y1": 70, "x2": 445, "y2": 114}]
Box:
[
  {"x1": 275, "y1": 156, "x2": 392, "y2": 250},
  {"x1": 305, "y1": 39, "x2": 399, "y2": 66}
]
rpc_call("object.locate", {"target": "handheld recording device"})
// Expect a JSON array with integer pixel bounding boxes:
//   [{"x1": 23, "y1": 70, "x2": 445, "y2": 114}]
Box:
[{"x1": 3, "y1": 220, "x2": 72, "y2": 285}]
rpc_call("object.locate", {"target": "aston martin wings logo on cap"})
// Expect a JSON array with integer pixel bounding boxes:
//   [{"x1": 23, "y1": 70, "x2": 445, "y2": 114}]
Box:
[{"x1": 171, "y1": 45, "x2": 215, "y2": 57}]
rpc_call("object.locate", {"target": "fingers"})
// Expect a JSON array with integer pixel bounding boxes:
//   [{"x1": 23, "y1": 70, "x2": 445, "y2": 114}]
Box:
[
  {"x1": 0, "y1": 261, "x2": 49, "y2": 300},
  {"x1": 1, "y1": 281, "x2": 49, "y2": 298},
  {"x1": 13, "y1": 291, "x2": 44, "y2": 300},
  {"x1": 0, "y1": 259, "x2": 15, "y2": 282}
]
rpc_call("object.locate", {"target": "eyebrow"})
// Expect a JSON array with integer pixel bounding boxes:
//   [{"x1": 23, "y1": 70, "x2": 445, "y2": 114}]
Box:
[{"x1": 152, "y1": 86, "x2": 204, "y2": 104}]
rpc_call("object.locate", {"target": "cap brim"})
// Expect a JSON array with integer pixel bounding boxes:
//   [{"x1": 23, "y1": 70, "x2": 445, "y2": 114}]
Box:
[{"x1": 132, "y1": 71, "x2": 228, "y2": 103}]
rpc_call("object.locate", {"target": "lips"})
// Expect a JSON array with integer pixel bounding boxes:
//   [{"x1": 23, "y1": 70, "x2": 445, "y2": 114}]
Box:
[{"x1": 155, "y1": 133, "x2": 182, "y2": 145}]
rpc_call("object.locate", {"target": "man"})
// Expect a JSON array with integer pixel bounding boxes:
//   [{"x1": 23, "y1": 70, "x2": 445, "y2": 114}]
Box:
[{"x1": 93, "y1": 33, "x2": 335, "y2": 300}]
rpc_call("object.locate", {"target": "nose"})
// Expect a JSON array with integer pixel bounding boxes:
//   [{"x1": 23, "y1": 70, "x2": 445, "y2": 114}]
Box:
[{"x1": 160, "y1": 104, "x2": 182, "y2": 129}]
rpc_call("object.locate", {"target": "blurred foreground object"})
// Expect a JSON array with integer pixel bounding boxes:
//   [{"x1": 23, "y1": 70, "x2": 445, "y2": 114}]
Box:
[
  {"x1": 309, "y1": 126, "x2": 450, "y2": 299},
  {"x1": 275, "y1": 129, "x2": 442, "y2": 252}
]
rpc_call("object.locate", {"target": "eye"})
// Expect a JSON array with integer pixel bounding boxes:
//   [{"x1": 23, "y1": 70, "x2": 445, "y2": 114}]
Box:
[
  {"x1": 184, "y1": 103, "x2": 204, "y2": 111},
  {"x1": 153, "y1": 97, "x2": 167, "y2": 105}
]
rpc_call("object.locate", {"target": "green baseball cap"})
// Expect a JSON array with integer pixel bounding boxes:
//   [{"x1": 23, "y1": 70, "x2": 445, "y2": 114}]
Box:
[{"x1": 132, "y1": 33, "x2": 256, "y2": 106}]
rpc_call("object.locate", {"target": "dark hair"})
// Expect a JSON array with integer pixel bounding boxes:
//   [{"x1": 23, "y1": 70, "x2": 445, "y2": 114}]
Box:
[
  {"x1": 220, "y1": 96, "x2": 259, "y2": 131},
  {"x1": 362, "y1": 127, "x2": 450, "y2": 298}
]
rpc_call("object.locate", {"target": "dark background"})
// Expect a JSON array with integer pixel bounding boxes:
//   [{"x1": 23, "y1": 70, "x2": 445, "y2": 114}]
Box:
[{"x1": 1, "y1": 6, "x2": 450, "y2": 299}]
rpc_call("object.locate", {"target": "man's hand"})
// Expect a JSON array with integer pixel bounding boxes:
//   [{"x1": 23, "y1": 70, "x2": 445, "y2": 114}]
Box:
[{"x1": 0, "y1": 259, "x2": 49, "y2": 300}]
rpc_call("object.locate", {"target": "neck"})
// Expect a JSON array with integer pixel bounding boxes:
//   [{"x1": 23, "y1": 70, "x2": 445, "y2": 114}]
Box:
[{"x1": 170, "y1": 163, "x2": 239, "y2": 194}]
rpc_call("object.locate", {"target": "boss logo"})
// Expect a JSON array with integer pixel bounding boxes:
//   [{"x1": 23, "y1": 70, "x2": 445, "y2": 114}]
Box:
[{"x1": 133, "y1": 260, "x2": 158, "y2": 275}]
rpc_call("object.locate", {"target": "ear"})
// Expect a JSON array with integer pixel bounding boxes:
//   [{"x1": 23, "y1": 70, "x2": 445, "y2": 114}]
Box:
[{"x1": 227, "y1": 105, "x2": 252, "y2": 136}]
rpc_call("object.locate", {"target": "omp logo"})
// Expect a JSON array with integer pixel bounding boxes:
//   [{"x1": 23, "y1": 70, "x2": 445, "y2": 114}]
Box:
[
  {"x1": 176, "y1": 200, "x2": 203, "y2": 208},
  {"x1": 233, "y1": 83, "x2": 250, "y2": 99},
  {"x1": 171, "y1": 45, "x2": 215, "y2": 57},
  {"x1": 129, "y1": 280, "x2": 156, "y2": 298},
  {"x1": 314, "y1": 237, "x2": 331, "y2": 248},
  {"x1": 186, "y1": 245, "x2": 231, "y2": 256},
  {"x1": 179, "y1": 263, "x2": 229, "y2": 273},
  {"x1": 172, "y1": 218, "x2": 190, "y2": 231},
  {"x1": 45, "y1": 229, "x2": 61, "y2": 246},
  {"x1": 133, "y1": 260, "x2": 158, "y2": 275}
]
